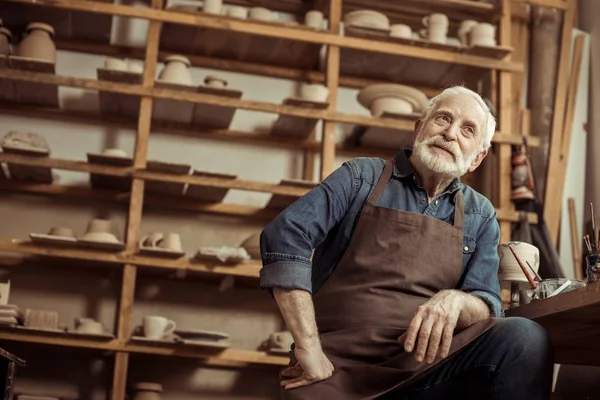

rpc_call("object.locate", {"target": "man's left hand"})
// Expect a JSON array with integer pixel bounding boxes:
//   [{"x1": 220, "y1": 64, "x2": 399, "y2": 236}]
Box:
[{"x1": 402, "y1": 290, "x2": 467, "y2": 364}]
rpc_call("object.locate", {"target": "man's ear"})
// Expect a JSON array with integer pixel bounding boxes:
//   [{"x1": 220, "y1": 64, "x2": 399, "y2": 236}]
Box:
[
  {"x1": 468, "y1": 149, "x2": 488, "y2": 172},
  {"x1": 413, "y1": 119, "x2": 422, "y2": 142}
]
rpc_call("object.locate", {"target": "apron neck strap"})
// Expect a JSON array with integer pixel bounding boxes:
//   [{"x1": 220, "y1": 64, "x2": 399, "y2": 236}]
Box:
[
  {"x1": 367, "y1": 158, "x2": 394, "y2": 206},
  {"x1": 453, "y1": 189, "x2": 464, "y2": 230}
]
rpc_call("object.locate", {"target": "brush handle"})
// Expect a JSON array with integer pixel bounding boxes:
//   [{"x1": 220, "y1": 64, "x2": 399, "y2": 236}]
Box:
[{"x1": 508, "y1": 244, "x2": 537, "y2": 289}]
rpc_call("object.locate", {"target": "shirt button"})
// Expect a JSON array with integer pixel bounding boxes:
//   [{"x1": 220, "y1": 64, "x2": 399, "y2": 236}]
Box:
[
  {"x1": 412, "y1": 176, "x2": 416, "y2": 180},
  {"x1": 421, "y1": 197, "x2": 426, "y2": 202},
  {"x1": 464, "y1": 246, "x2": 469, "y2": 251},
  {"x1": 435, "y1": 200, "x2": 439, "y2": 205}
]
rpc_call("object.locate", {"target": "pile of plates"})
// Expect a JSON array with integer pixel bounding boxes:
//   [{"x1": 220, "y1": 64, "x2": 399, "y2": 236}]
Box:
[{"x1": 0, "y1": 304, "x2": 23, "y2": 327}]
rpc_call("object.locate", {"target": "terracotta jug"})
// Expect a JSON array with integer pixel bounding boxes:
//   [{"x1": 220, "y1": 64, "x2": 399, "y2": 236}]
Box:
[
  {"x1": 132, "y1": 382, "x2": 162, "y2": 400},
  {"x1": 17, "y1": 22, "x2": 56, "y2": 63},
  {"x1": 158, "y1": 55, "x2": 192, "y2": 85},
  {"x1": 0, "y1": 27, "x2": 12, "y2": 56}
]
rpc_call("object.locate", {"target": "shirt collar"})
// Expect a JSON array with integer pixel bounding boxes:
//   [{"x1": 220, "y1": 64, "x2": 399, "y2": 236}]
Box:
[{"x1": 392, "y1": 149, "x2": 462, "y2": 195}]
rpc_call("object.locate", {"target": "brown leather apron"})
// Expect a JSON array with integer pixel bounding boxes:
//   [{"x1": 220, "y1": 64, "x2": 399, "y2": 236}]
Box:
[{"x1": 281, "y1": 159, "x2": 499, "y2": 400}]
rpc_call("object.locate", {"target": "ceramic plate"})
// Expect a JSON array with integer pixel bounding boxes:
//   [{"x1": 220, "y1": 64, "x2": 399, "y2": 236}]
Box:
[
  {"x1": 174, "y1": 338, "x2": 231, "y2": 349},
  {"x1": 357, "y1": 84, "x2": 429, "y2": 112},
  {"x1": 66, "y1": 330, "x2": 115, "y2": 340},
  {"x1": 174, "y1": 328, "x2": 229, "y2": 340},
  {"x1": 29, "y1": 233, "x2": 78, "y2": 246},
  {"x1": 130, "y1": 335, "x2": 175, "y2": 344},
  {"x1": 138, "y1": 246, "x2": 185, "y2": 259}
]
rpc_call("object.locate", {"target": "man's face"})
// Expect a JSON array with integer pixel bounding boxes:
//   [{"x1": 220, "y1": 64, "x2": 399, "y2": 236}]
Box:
[{"x1": 412, "y1": 93, "x2": 488, "y2": 179}]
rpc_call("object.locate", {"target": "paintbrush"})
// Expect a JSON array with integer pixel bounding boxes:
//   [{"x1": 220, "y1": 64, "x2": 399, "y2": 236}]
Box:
[
  {"x1": 591, "y1": 203, "x2": 597, "y2": 252},
  {"x1": 508, "y1": 244, "x2": 537, "y2": 289},
  {"x1": 525, "y1": 261, "x2": 542, "y2": 281}
]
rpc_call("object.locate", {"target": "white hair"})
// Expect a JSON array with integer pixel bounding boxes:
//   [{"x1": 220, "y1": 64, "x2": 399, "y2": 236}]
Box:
[{"x1": 419, "y1": 86, "x2": 496, "y2": 151}]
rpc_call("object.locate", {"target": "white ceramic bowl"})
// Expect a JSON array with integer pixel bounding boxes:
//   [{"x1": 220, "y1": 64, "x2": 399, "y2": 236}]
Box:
[{"x1": 370, "y1": 97, "x2": 413, "y2": 117}]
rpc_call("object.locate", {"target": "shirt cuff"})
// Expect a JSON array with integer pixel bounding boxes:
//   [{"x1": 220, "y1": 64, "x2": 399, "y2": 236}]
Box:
[
  {"x1": 260, "y1": 260, "x2": 313, "y2": 294},
  {"x1": 469, "y1": 290, "x2": 505, "y2": 318}
]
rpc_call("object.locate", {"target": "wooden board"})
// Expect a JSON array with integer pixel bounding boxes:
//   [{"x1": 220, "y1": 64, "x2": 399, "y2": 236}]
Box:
[
  {"x1": 0, "y1": 55, "x2": 16, "y2": 103},
  {"x1": 87, "y1": 153, "x2": 133, "y2": 191},
  {"x1": 2, "y1": 147, "x2": 53, "y2": 183},
  {"x1": 96, "y1": 68, "x2": 142, "y2": 118},
  {"x1": 152, "y1": 81, "x2": 197, "y2": 124},
  {"x1": 9, "y1": 56, "x2": 59, "y2": 108},
  {"x1": 266, "y1": 179, "x2": 316, "y2": 209},
  {"x1": 185, "y1": 170, "x2": 237, "y2": 202},
  {"x1": 160, "y1": 19, "x2": 323, "y2": 70},
  {"x1": 191, "y1": 86, "x2": 243, "y2": 130},
  {"x1": 144, "y1": 160, "x2": 191, "y2": 196},
  {"x1": 340, "y1": 25, "x2": 510, "y2": 88},
  {"x1": 271, "y1": 97, "x2": 329, "y2": 139}
]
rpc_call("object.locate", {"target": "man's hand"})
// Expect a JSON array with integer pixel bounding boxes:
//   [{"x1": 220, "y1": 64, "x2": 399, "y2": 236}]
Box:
[
  {"x1": 402, "y1": 290, "x2": 488, "y2": 364},
  {"x1": 280, "y1": 343, "x2": 334, "y2": 390}
]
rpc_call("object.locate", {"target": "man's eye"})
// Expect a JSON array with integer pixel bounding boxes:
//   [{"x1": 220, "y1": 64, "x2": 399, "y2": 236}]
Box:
[{"x1": 437, "y1": 115, "x2": 450, "y2": 123}]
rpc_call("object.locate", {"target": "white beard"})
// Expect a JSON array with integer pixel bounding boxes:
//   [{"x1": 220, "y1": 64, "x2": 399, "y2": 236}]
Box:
[{"x1": 412, "y1": 136, "x2": 478, "y2": 179}]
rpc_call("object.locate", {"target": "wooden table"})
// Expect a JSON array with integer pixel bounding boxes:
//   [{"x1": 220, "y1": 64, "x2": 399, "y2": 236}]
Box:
[
  {"x1": 506, "y1": 281, "x2": 600, "y2": 366},
  {"x1": 0, "y1": 347, "x2": 25, "y2": 400}
]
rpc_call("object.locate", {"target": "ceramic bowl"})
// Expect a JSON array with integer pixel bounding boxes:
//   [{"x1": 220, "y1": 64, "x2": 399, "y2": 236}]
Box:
[
  {"x1": 357, "y1": 84, "x2": 428, "y2": 114},
  {"x1": 249, "y1": 7, "x2": 273, "y2": 21},
  {"x1": 370, "y1": 97, "x2": 413, "y2": 117},
  {"x1": 344, "y1": 10, "x2": 389, "y2": 29}
]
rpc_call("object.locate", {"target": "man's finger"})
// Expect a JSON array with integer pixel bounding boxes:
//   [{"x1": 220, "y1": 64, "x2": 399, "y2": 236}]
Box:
[
  {"x1": 281, "y1": 365, "x2": 303, "y2": 378},
  {"x1": 281, "y1": 375, "x2": 306, "y2": 387},
  {"x1": 425, "y1": 319, "x2": 445, "y2": 364},
  {"x1": 284, "y1": 378, "x2": 314, "y2": 390},
  {"x1": 414, "y1": 315, "x2": 435, "y2": 363},
  {"x1": 404, "y1": 313, "x2": 423, "y2": 352},
  {"x1": 439, "y1": 316, "x2": 458, "y2": 358}
]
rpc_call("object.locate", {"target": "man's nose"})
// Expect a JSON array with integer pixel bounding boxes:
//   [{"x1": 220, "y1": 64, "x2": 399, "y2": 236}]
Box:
[{"x1": 442, "y1": 124, "x2": 459, "y2": 141}]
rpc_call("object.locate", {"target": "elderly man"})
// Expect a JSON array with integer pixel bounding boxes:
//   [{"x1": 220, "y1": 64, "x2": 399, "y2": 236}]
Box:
[{"x1": 259, "y1": 86, "x2": 554, "y2": 400}]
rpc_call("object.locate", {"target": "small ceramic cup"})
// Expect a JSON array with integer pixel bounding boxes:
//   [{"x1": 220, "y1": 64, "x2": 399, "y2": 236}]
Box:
[
  {"x1": 226, "y1": 5, "x2": 248, "y2": 19},
  {"x1": 299, "y1": 83, "x2": 329, "y2": 102},
  {"x1": 470, "y1": 22, "x2": 496, "y2": 47},
  {"x1": 143, "y1": 315, "x2": 176, "y2": 340},
  {"x1": 140, "y1": 232, "x2": 163, "y2": 248},
  {"x1": 104, "y1": 57, "x2": 128, "y2": 71},
  {"x1": 203, "y1": 0, "x2": 222, "y2": 15},
  {"x1": 422, "y1": 13, "x2": 449, "y2": 29},
  {"x1": 157, "y1": 232, "x2": 182, "y2": 252},
  {"x1": 305, "y1": 10, "x2": 324, "y2": 30},
  {"x1": 204, "y1": 75, "x2": 228, "y2": 88},
  {"x1": 48, "y1": 226, "x2": 75, "y2": 238}
]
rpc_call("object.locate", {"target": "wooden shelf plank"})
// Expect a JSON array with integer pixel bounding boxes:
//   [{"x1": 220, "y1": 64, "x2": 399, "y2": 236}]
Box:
[
  {"x1": 271, "y1": 98, "x2": 329, "y2": 139},
  {"x1": 0, "y1": 237, "x2": 263, "y2": 279},
  {"x1": 0, "y1": 327, "x2": 287, "y2": 366},
  {"x1": 9, "y1": 56, "x2": 59, "y2": 108},
  {"x1": 0, "y1": 56, "x2": 17, "y2": 103},
  {"x1": 191, "y1": 86, "x2": 242, "y2": 130},
  {"x1": 0, "y1": 0, "x2": 522, "y2": 72}
]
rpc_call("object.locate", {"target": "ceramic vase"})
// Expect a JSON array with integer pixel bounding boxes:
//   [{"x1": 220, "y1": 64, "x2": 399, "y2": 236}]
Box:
[
  {"x1": 0, "y1": 27, "x2": 12, "y2": 56},
  {"x1": 158, "y1": 55, "x2": 192, "y2": 85},
  {"x1": 17, "y1": 22, "x2": 56, "y2": 63}
]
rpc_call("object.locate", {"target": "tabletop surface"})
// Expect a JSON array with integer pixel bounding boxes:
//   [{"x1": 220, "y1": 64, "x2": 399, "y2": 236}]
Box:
[{"x1": 505, "y1": 281, "x2": 600, "y2": 365}]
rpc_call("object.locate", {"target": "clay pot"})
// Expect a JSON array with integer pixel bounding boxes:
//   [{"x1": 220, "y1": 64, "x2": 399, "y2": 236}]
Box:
[
  {"x1": 470, "y1": 22, "x2": 496, "y2": 47},
  {"x1": 203, "y1": 0, "x2": 222, "y2": 14},
  {"x1": 249, "y1": 7, "x2": 274, "y2": 22},
  {"x1": 226, "y1": 6, "x2": 248, "y2": 19},
  {"x1": 17, "y1": 22, "x2": 56, "y2": 63},
  {"x1": 305, "y1": 10, "x2": 324, "y2": 30},
  {"x1": 0, "y1": 27, "x2": 12, "y2": 56},
  {"x1": 158, "y1": 55, "x2": 192, "y2": 85},
  {"x1": 132, "y1": 382, "x2": 163, "y2": 400},
  {"x1": 497, "y1": 241, "x2": 540, "y2": 282},
  {"x1": 300, "y1": 83, "x2": 329, "y2": 102}
]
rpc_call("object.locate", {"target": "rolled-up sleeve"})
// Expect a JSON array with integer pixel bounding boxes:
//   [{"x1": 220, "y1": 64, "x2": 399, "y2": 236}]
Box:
[
  {"x1": 259, "y1": 161, "x2": 358, "y2": 294},
  {"x1": 459, "y1": 210, "x2": 504, "y2": 318}
]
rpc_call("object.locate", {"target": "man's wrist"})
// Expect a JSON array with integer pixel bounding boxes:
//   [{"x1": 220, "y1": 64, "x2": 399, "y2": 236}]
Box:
[{"x1": 294, "y1": 334, "x2": 321, "y2": 350}]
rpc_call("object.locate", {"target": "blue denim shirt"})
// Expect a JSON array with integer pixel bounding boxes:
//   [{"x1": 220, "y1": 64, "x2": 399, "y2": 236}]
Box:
[{"x1": 259, "y1": 149, "x2": 504, "y2": 317}]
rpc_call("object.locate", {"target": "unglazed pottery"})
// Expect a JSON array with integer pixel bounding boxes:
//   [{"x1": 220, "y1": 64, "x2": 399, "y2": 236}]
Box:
[
  {"x1": 143, "y1": 315, "x2": 176, "y2": 339},
  {"x1": 305, "y1": 10, "x2": 324, "y2": 30},
  {"x1": 132, "y1": 382, "x2": 163, "y2": 400},
  {"x1": 299, "y1": 83, "x2": 329, "y2": 102},
  {"x1": 17, "y1": 22, "x2": 56, "y2": 63},
  {"x1": 343, "y1": 10, "x2": 389, "y2": 29},
  {"x1": 470, "y1": 22, "x2": 496, "y2": 47},
  {"x1": 249, "y1": 7, "x2": 274, "y2": 22},
  {"x1": 497, "y1": 241, "x2": 540, "y2": 282},
  {"x1": 226, "y1": 6, "x2": 248, "y2": 19},
  {"x1": 0, "y1": 27, "x2": 12, "y2": 56},
  {"x1": 357, "y1": 84, "x2": 428, "y2": 115},
  {"x1": 390, "y1": 24, "x2": 411, "y2": 39},
  {"x1": 158, "y1": 55, "x2": 192, "y2": 85},
  {"x1": 203, "y1": 0, "x2": 222, "y2": 15},
  {"x1": 204, "y1": 75, "x2": 228, "y2": 88}
]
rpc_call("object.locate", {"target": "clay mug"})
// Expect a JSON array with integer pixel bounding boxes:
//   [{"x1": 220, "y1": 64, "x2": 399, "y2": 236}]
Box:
[
  {"x1": 470, "y1": 22, "x2": 496, "y2": 47},
  {"x1": 17, "y1": 22, "x2": 56, "y2": 63},
  {"x1": 204, "y1": 75, "x2": 228, "y2": 88},
  {"x1": 305, "y1": 10, "x2": 324, "y2": 30},
  {"x1": 139, "y1": 232, "x2": 163, "y2": 248},
  {"x1": 203, "y1": 0, "x2": 222, "y2": 15},
  {"x1": 158, "y1": 55, "x2": 192, "y2": 85},
  {"x1": 390, "y1": 24, "x2": 412, "y2": 39},
  {"x1": 226, "y1": 6, "x2": 248, "y2": 19},
  {"x1": 0, "y1": 27, "x2": 12, "y2": 56},
  {"x1": 104, "y1": 57, "x2": 128, "y2": 71},
  {"x1": 458, "y1": 19, "x2": 478, "y2": 45},
  {"x1": 75, "y1": 318, "x2": 104, "y2": 334},
  {"x1": 422, "y1": 13, "x2": 449, "y2": 29},
  {"x1": 48, "y1": 226, "x2": 75, "y2": 238},
  {"x1": 269, "y1": 330, "x2": 294, "y2": 350},
  {"x1": 128, "y1": 61, "x2": 144, "y2": 73},
  {"x1": 143, "y1": 315, "x2": 176, "y2": 339},
  {"x1": 157, "y1": 232, "x2": 182, "y2": 252}
]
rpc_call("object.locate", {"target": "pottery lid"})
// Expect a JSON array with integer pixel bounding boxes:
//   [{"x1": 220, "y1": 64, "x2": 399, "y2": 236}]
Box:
[
  {"x1": 26, "y1": 22, "x2": 55, "y2": 37},
  {"x1": 134, "y1": 382, "x2": 163, "y2": 392},
  {"x1": 164, "y1": 55, "x2": 191, "y2": 67},
  {"x1": 0, "y1": 27, "x2": 11, "y2": 39},
  {"x1": 204, "y1": 75, "x2": 227, "y2": 83}
]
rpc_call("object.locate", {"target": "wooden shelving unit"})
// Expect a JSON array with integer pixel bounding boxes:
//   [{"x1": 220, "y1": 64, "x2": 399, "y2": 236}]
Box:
[{"x1": 0, "y1": 0, "x2": 571, "y2": 398}]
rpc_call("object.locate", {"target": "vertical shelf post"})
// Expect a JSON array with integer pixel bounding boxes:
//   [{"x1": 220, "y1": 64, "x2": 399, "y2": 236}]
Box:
[
  {"x1": 319, "y1": 0, "x2": 342, "y2": 181},
  {"x1": 497, "y1": 0, "x2": 515, "y2": 243},
  {"x1": 112, "y1": 0, "x2": 163, "y2": 397}
]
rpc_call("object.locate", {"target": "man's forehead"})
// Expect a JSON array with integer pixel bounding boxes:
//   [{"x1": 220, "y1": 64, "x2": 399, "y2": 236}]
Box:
[{"x1": 433, "y1": 94, "x2": 486, "y2": 123}]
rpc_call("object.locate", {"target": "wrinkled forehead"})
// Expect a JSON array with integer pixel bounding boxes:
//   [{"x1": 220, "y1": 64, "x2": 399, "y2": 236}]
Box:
[{"x1": 431, "y1": 93, "x2": 487, "y2": 127}]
